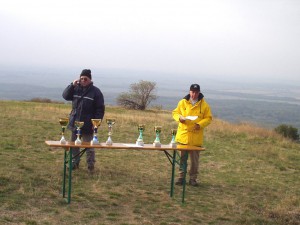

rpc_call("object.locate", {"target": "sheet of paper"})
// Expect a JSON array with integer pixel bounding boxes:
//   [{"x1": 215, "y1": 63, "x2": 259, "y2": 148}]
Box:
[{"x1": 185, "y1": 116, "x2": 198, "y2": 121}]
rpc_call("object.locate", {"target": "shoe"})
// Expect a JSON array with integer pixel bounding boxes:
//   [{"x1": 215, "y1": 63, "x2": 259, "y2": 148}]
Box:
[
  {"x1": 72, "y1": 163, "x2": 79, "y2": 170},
  {"x1": 88, "y1": 165, "x2": 94, "y2": 173},
  {"x1": 189, "y1": 179, "x2": 198, "y2": 186},
  {"x1": 175, "y1": 178, "x2": 183, "y2": 186}
]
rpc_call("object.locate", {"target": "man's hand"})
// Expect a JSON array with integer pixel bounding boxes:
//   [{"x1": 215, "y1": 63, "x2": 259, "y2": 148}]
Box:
[
  {"x1": 179, "y1": 115, "x2": 186, "y2": 123},
  {"x1": 73, "y1": 79, "x2": 80, "y2": 86},
  {"x1": 192, "y1": 124, "x2": 201, "y2": 131}
]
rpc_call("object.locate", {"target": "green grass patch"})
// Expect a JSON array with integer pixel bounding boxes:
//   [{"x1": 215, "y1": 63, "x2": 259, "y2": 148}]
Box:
[{"x1": 0, "y1": 100, "x2": 299, "y2": 224}]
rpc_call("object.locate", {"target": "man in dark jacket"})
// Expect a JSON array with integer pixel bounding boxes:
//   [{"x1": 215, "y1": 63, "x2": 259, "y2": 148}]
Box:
[{"x1": 62, "y1": 69, "x2": 105, "y2": 172}]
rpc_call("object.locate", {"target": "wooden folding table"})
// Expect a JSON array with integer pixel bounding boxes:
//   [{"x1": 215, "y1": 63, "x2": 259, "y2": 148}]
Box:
[{"x1": 45, "y1": 141, "x2": 205, "y2": 204}]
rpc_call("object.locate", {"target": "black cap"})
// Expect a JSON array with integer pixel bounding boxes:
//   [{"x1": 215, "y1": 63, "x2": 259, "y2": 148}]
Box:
[
  {"x1": 190, "y1": 84, "x2": 200, "y2": 92},
  {"x1": 80, "y1": 69, "x2": 92, "y2": 80}
]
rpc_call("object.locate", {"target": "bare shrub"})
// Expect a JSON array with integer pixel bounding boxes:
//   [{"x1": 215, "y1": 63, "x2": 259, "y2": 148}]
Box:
[{"x1": 117, "y1": 80, "x2": 157, "y2": 110}]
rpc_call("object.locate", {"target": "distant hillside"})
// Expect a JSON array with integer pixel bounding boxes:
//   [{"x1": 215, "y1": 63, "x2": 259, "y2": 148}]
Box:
[
  {"x1": 209, "y1": 98, "x2": 300, "y2": 131},
  {"x1": 1, "y1": 82, "x2": 300, "y2": 131}
]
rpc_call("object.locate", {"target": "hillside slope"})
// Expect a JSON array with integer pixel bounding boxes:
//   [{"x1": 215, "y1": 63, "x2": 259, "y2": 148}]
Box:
[{"x1": 0, "y1": 100, "x2": 299, "y2": 225}]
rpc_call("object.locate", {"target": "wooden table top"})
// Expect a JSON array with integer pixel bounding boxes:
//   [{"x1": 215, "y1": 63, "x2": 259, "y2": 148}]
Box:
[{"x1": 45, "y1": 141, "x2": 205, "y2": 151}]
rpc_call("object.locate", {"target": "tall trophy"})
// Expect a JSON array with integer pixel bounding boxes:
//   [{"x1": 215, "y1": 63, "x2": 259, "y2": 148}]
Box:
[
  {"x1": 106, "y1": 118, "x2": 115, "y2": 146},
  {"x1": 136, "y1": 124, "x2": 145, "y2": 146},
  {"x1": 153, "y1": 126, "x2": 162, "y2": 147},
  {"x1": 74, "y1": 121, "x2": 84, "y2": 145},
  {"x1": 91, "y1": 119, "x2": 102, "y2": 145},
  {"x1": 170, "y1": 129, "x2": 177, "y2": 148},
  {"x1": 59, "y1": 117, "x2": 69, "y2": 144}
]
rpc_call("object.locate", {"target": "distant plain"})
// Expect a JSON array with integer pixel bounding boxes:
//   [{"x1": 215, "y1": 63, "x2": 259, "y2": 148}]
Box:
[{"x1": 1, "y1": 67, "x2": 300, "y2": 130}]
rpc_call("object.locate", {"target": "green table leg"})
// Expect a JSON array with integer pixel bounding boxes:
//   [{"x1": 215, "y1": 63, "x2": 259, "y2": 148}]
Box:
[
  {"x1": 62, "y1": 148, "x2": 68, "y2": 198},
  {"x1": 182, "y1": 151, "x2": 188, "y2": 203},
  {"x1": 67, "y1": 148, "x2": 73, "y2": 204},
  {"x1": 170, "y1": 150, "x2": 177, "y2": 197}
]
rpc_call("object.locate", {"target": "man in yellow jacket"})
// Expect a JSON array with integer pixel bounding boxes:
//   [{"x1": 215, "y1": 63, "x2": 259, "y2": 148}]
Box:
[{"x1": 172, "y1": 84, "x2": 212, "y2": 186}]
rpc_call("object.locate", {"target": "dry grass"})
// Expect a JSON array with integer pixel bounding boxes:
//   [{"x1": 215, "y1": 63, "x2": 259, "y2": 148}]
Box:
[
  {"x1": 0, "y1": 100, "x2": 300, "y2": 225},
  {"x1": 206, "y1": 118, "x2": 287, "y2": 141}
]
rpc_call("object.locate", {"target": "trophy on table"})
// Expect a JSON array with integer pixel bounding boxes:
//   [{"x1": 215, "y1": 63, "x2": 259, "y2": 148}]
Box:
[
  {"x1": 169, "y1": 129, "x2": 177, "y2": 148},
  {"x1": 153, "y1": 126, "x2": 162, "y2": 147},
  {"x1": 59, "y1": 117, "x2": 69, "y2": 144},
  {"x1": 136, "y1": 124, "x2": 145, "y2": 146},
  {"x1": 91, "y1": 119, "x2": 102, "y2": 145},
  {"x1": 74, "y1": 121, "x2": 84, "y2": 145},
  {"x1": 105, "y1": 118, "x2": 115, "y2": 146}
]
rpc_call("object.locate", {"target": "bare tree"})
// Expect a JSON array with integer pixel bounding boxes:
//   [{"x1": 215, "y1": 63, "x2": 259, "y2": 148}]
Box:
[{"x1": 117, "y1": 80, "x2": 157, "y2": 110}]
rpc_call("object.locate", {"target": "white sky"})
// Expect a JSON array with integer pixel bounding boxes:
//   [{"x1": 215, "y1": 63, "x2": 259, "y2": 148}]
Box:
[{"x1": 0, "y1": 0, "x2": 299, "y2": 82}]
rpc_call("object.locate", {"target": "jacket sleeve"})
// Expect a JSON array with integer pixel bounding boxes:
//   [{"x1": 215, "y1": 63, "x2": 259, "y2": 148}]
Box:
[
  {"x1": 94, "y1": 89, "x2": 105, "y2": 119},
  {"x1": 62, "y1": 83, "x2": 75, "y2": 101},
  {"x1": 198, "y1": 102, "x2": 212, "y2": 128},
  {"x1": 172, "y1": 101, "x2": 182, "y2": 122}
]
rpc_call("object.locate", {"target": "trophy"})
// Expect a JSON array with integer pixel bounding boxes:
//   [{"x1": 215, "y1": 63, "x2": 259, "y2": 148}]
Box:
[
  {"x1": 59, "y1": 117, "x2": 69, "y2": 144},
  {"x1": 91, "y1": 119, "x2": 102, "y2": 145},
  {"x1": 170, "y1": 129, "x2": 177, "y2": 148},
  {"x1": 105, "y1": 118, "x2": 115, "y2": 146},
  {"x1": 153, "y1": 126, "x2": 162, "y2": 147},
  {"x1": 74, "y1": 121, "x2": 84, "y2": 145},
  {"x1": 136, "y1": 124, "x2": 145, "y2": 146}
]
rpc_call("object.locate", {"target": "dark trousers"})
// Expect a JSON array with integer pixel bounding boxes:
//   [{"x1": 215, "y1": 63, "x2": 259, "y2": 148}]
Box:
[{"x1": 71, "y1": 132, "x2": 95, "y2": 167}]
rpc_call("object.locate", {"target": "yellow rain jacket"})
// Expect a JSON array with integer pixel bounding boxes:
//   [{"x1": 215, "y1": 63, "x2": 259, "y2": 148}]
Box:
[{"x1": 172, "y1": 93, "x2": 212, "y2": 146}]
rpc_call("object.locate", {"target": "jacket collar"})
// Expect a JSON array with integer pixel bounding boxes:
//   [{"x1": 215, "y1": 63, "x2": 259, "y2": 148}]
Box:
[
  {"x1": 79, "y1": 82, "x2": 93, "y2": 91},
  {"x1": 183, "y1": 93, "x2": 204, "y2": 102}
]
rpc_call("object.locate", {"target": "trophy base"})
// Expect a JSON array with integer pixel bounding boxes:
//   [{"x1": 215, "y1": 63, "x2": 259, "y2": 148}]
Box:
[
  {"x1": 153, "y1": 142, "x2": 161, "y2": 147},
  {"x1": 106, "y1": 141, "x2": 113, "y2": 146},
  {"x1": 169, "y1": 142, "x2": 177, "y2": 148},
  {"x1": 60, "y1": 137, "x2": 67, "y2": 144},
  {"x1": 59, "y1": 136, "x2": 67, "y2": 145},
  {"x1": 60, "y1": 140, "x2": 67, "y2": 144},
  {"x1": 106, "y1": 137, "x2": 113, "y2": 146},
  {"x1": 136, "y1": 140, "x2": 144, "y2": 146},
  {"x1": 75, "y1": 140, "x2": 82, "y2": 145},
  {"x1": 90, "y1": 140, "x2": 100, "y2": 145}
]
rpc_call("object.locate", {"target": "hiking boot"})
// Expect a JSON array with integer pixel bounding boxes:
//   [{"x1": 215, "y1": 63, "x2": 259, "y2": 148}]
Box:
[
  {"x1": 175, "y1": 178, "x2": 183, "y2": 186},
  {"x1": 189, "y1": 179, "x2": 198, "y2": 187},
  {"x1": 88, "y1": 165, "x2": 95, "y2": 173},
  {"x1": 72, "y1": 163, "x2": 79, "y2": 170}
]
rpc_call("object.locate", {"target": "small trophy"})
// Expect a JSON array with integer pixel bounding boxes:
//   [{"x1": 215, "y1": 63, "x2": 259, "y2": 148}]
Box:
[
  {"x1": 59, "y1": 117, "x2": 69, "y2": 144},
  {"x1": 106, "y1": 118, "x2": 116, "y2": 146},
  {"x1": 136, "y1": 124, "x2": 145, "y2": 146},
  {"x1": 170, "y1": 129, "x2": 177, "y2": 148},
  {"x1": 91, "y1": 119, "x2": 102, "y2": 145},
  {"x1": 74, "y1": 121, "x2": 84, "y2": 145},
  {"x1": 153, "y1": 126, "x2": 162, "y2": 147}
]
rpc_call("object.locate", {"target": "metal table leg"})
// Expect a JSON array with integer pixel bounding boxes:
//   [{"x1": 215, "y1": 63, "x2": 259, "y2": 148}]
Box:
[
  {"x1": 62, "y1": 148, "x2": 68, "y2": 198},
  {"x1": 67, "y1": 148, "x2": 73, "y2": 204},
  {"x1": 170, "y1": 150, "x2": 176, "y2": 197},
  {"x1": 181, "y1": 151, "x2": 188, "y2": 203},
  {"x1": 61, "y1": 148, "x2": 87, "y2": 204},
  {"x1": 165, "y1": 150, "x2": 188, "y2": 203},
  {"x1": 62, "y1": 147, "x2": 73, "y2": 204}
]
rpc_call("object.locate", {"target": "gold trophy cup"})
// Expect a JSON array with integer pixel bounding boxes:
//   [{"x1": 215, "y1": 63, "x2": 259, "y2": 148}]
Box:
[
  {"x1": 91, "y1": 119, "x2": 102, "y2": 145},
  {"x1": 105, "y1": 118, "x2": 115, "y2": 146},
  {"x1": 153, "y1": 126, "x2": 162, "y2": 147},
  {"x1": 136, "y1": 124, "x2": 145, "y2": 146},
  {"x1": 170, "y1": 129, "x2": 177, "y2": 148},
  {"x1": 74, "y1": 121, "x2": 84, "y2": 145},
  {"x1": 59, "y1": 117, "x2": 69, "y2": 144}
]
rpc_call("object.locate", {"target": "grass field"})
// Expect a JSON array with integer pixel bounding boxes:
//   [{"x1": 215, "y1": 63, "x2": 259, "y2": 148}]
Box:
[{"x1": 0, "y1": 100, "x2": 300, "y2": 225}]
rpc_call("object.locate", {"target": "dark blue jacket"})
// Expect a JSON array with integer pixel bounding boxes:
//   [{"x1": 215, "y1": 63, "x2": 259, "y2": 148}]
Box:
[{"x1": 62, "y1": 82, "x2": 105, "y2": 134}]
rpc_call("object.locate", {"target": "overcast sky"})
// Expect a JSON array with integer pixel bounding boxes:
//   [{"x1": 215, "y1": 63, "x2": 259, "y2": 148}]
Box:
[{"x1": 0, "y1": 0, "x2": 299, "y2": 82}]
